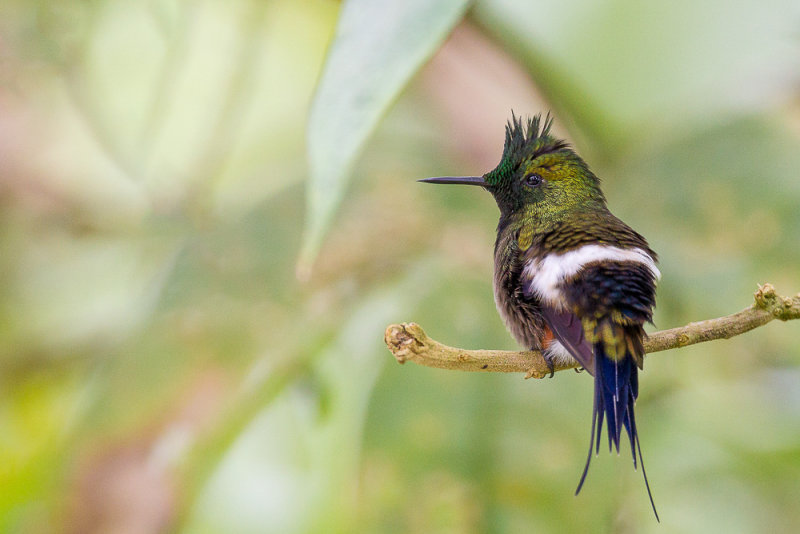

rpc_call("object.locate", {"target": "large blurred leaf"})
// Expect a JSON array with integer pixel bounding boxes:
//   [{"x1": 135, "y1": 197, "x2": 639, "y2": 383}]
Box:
[{"x1": 300, "y1": 0, "x2": 470, "y2": 274}]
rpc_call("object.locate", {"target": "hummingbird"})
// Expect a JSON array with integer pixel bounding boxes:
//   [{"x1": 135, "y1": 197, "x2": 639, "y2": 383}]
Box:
[{"x1": 420, "y1": 113, "x2": 660, "y2": 519}]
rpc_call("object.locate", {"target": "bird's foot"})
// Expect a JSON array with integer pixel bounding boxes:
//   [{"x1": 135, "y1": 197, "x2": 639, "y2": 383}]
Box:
[
  {"x1": 574, "y1": 367, "x2": 585, "y2": 373},
  {"x1": 524, "y1": 356, "x2": 556, "y2": 379},
  {"x1": 542, "y1": 352, "x2": 556, "y2": 378}
]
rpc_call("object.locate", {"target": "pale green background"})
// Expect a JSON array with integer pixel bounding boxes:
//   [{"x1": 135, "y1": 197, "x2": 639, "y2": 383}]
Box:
[{"x1": 1, "y1": 1, "x2": 799, "y2": 532}]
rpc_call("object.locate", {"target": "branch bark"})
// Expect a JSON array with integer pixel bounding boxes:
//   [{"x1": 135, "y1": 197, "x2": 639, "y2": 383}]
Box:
[{"x1": 384, "y1": 283, "x2": 800, "y2": 379}]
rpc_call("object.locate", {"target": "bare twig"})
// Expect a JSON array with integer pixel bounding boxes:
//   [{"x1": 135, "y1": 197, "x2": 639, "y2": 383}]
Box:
[{"x1": 384, "y1": 283, "x2": 800, "y2": 379}]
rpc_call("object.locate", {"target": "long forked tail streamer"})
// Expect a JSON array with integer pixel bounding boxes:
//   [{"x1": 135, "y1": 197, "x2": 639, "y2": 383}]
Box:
[
  {"x1": 575, "y1": 349, "x2": 659, "y2": 521},
  {"x1": 575, "y1": 375, "x2": 600, "y2": 495}
]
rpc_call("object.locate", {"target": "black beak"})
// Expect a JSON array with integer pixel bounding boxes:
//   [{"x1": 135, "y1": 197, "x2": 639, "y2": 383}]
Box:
[{"x1": 418, "y1": 176, "x2": 487, "y2": 187}]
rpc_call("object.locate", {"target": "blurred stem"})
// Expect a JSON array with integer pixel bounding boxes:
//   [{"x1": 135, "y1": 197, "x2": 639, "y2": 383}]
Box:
[
  {"x1": 56, "y1": 4, "x2": 139, "y2": 183},
  {"x1": 385, "y1": 283, "x2": 800, "y2": 379},
  {"x1": 182, "y1": 1, "x2": 269, "y2": 222},
  {"x1": 137, "y1": 1, "x2": 197, "y2": 169}
]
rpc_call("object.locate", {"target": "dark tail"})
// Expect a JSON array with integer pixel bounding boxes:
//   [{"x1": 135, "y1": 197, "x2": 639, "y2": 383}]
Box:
[{"x1": 574, "y1": 342, "x2": 659, "y2": 522}]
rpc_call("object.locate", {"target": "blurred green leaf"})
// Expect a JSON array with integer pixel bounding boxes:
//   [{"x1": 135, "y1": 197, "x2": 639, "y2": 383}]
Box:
[
  {"x1": 300, "y1": 0, "x2": 470, "y2": 274},
  {"x1": 180, "y1": 262, "x2": 440, "y2": 534}
]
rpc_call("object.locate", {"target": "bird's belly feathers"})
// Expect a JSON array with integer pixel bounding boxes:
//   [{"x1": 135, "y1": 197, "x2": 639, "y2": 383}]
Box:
[{"x1": 492, "y1": 262, "x2": 546, "y2": 350}]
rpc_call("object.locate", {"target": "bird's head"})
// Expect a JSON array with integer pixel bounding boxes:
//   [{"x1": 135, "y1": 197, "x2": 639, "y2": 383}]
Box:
[{"x1": 421, "y1": 114, "x2": 606, "y2": 224}]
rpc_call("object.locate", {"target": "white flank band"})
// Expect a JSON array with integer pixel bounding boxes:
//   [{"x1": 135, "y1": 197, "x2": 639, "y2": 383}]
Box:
[{"x1": 523, "y1": 244, "x2": 660, "y2": 304}]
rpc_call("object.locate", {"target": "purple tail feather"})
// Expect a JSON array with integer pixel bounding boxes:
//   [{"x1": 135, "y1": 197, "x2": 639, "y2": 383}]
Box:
[{"x1": 574, "y1": 343, "x2": 659, "y2": 522}]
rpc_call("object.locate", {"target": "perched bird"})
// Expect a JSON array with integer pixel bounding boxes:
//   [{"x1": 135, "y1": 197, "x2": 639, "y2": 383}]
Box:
[{"x1": 420, "y1": 114, "x2": 660, "y2": 519}]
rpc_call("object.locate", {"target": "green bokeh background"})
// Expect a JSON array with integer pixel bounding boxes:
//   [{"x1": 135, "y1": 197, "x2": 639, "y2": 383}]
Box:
[{"x1": 1, "y1": 1, "x2": 799, "y2": 532}]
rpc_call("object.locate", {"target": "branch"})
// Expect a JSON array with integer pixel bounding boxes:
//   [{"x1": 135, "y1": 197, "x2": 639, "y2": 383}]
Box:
[{"x1": 384, "y1": 283, "x2": 800, "y2": 379}]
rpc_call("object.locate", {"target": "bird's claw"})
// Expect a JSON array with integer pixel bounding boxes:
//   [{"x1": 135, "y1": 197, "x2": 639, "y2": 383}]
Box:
[
  {"x1": 543, "y1": 352, "x2": 556, "y2": 378},
  {"x1": 574, "y1": 367, "x2": 585, "y2": 374}
]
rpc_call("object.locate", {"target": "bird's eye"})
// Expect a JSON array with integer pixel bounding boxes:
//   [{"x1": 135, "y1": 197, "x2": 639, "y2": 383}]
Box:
[{"x1": 524, "y1": 173, "x2": 543, "y2": 187}]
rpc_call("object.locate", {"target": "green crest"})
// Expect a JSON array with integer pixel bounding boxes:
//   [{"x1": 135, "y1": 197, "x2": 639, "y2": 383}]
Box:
[{"x1": 484, "y1": 112, "x2": 567, "y2": 186}]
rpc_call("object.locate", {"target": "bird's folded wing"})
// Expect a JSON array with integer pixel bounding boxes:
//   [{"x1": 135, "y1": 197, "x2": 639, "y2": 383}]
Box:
[{"x1": 541, "y1": 305, "x2": 595, "y2": 376}]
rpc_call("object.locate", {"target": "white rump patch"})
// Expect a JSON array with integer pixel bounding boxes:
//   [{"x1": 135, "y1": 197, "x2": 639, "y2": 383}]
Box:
[{"x1": 523, "y1": 244, "x2": 660, "y2": 305}]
